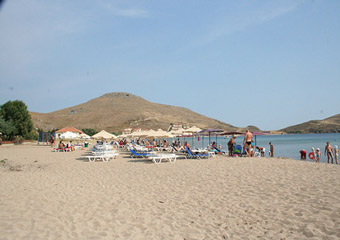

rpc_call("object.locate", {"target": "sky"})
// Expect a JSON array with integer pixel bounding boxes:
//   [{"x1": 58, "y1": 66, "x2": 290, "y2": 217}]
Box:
[{"x1": 0, "y1": 0, "x2": 339, "y2": 130}]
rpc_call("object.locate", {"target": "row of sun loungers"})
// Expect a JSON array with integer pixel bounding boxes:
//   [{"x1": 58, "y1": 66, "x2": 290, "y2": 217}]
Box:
[{"x1": 83, "y1": 143, "x2": 215, "y2": 164}]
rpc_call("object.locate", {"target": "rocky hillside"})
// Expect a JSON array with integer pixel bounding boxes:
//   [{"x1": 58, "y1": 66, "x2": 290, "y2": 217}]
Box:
[
  {"x1": 281, "y1": 114, "x2": 340, "y2": 133},
  {"x1": 31, "y1": 92, "x2": 243, "y2": 132}
]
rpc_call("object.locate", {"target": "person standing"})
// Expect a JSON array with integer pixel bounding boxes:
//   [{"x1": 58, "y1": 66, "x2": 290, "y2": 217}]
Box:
[
  {"x1": 269, "y1": 142, "x2": 274, "y2": 157},
  {"x1": 324, "y1": 142, "x2": 334, "y2": 164},
  {"x1": 315, "y1": 148, "x2": 321, "y2": 163},
  {"x1": 50, "y1": 135, "x2": 55, "y2": 147},
  {"x1": 333, "y1": 145, "x2": 339, "y2": 164},
  {"x1": 243, "y1": 130, "x2": 253, "y2": 157},
  {"x1": 228, "y1": 136, "x2": 236, "y2": 156}
]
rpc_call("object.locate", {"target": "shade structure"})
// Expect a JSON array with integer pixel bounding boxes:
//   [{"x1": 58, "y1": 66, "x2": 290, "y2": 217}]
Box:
[
  {"x1": 151, "y1": 129, "x2": 173, "y2": 138},
  {"x1": 199, "y1": 129, "x2": 224, "y2": 145},
  {"x1": 92, "y1": 130, "x2": 117, "y2": 139},
  {"x1": 219, "y1": 131, "x2": 245, "y2": 136},
  {"x1": 169, "y1": 128, "x2": 185, "y2": 137},
  {"x1": 79, "y1": 133, "x2": 91, "y2": 139},
  {"x1": 117, "y1": 134, "x2": 128, "y2": 138},
  {"x1": 130, "y1": 129, "x2": 157, "y2": 138},
  {"x1": 183, "y1": 126, "x2": 201, "y2": 134},
  {"x1": 252, "y1": 132, "x2": 271, "y2": 147},
  {"x1": 59, "y1": 131, "x2": 79, "y2": 139}
]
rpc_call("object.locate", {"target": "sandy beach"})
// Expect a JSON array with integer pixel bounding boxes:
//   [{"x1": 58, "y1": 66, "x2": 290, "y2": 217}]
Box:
[{"x1": 0, "y1": 144, "x2": 340, "y2": 240}]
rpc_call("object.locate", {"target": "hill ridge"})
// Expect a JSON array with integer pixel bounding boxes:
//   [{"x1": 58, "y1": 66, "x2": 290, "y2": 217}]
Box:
[
  {"x1": 31, "y1": 92, "x2": 255, "y2": 132},
  {"x1": 281, "y1": 113, "x2": 340, "y2": 133}
]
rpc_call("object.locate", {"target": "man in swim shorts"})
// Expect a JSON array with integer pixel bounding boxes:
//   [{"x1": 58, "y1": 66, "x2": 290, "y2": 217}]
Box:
[
  {"x1": 243, "y1": 130, "x2": 253, "y2": 157},
  {"x1": 324, "y1": 142, "x2": 334, "y2": 164}
]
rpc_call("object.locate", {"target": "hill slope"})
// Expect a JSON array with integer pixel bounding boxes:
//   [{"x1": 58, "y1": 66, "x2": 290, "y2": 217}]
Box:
[
  {"x1": 31, "y1": 92, "x2": 241, "y2": 132},
  {"x1": 281, "y1": 114, "x2": 340, "y2": 133}
]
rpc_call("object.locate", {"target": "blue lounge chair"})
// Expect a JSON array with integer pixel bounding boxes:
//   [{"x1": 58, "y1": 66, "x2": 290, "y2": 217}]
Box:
[
  {"x1": 171, "y1": 145, "x2": 186, "y2": 153},
  {"x1": 213, "y1": 146, "x2": 226, "y2": 155},
  {"x1": 233, "y1": 145, "x2": 242, "y2": 156},
  {"x1": 185, "y1": 146, "x2": 209, "y2": 159},
  {"x1": 129, "y1": 149, "x2": 149, "y2": 158}
]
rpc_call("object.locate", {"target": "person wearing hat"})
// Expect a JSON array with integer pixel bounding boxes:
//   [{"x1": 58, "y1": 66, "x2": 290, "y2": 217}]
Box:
[
  {"x1": 315, "y1": 148, "x2": 321, "y2": 162},
  {"x1": 334, "y1": 145, "x2": 339, "y2": 164}
]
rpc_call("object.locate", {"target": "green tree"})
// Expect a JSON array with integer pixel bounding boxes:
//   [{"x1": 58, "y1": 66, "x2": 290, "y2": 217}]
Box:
[
  {"x1": 0, "y1": 116, "x2": 17, "y2": 140},
  {"x1": 82, "y1": 128, "x2": 98, "y2": 136},
  {"x1": 0, "y1": 100, "x2": 34, "y2": 139}
]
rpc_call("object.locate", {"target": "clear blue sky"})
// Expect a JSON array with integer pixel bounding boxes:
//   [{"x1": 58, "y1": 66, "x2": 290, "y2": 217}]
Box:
[{"x1": 1, "y1": 0, "x2": 339, "y2": 130}]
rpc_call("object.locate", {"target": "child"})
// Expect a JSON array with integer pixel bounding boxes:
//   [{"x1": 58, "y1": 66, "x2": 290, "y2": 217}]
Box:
[
  {"x1": 334, "y1": 145, "x2": 339, "y2": 164},
  {"x1": 315, "y1": 148, "x2": 321, "y2": 163},
  {"x1": 311, "y1": 147, "x2": 317, "y2": 162}
]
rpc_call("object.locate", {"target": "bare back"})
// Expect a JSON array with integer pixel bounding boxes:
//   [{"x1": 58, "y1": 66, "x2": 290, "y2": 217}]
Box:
[{"x1": 245, "y1": 132, "x2": 253, "y2": 142}]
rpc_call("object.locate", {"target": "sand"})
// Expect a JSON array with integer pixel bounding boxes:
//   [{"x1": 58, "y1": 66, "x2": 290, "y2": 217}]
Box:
[{"x1": 0, "y1": 144, "x2": 340, "y2": 240}]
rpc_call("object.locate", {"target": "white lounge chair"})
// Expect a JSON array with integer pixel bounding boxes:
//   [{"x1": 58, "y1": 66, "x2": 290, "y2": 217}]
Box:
[
  {"x1": 148, "y1": 152, "x2": 178, "y2": 164},
  {"x1": 86, "y1": 150, "x2": 119, "y2": 162}
]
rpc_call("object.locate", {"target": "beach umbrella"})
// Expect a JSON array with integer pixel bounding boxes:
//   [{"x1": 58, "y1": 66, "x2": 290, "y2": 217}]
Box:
[
  {"x1": 199, "y1": 129, "x2": 224, "y2": 146},
  {"x1": 183, "y1": 126, "x2": 201, "y2": 147},
  {"x1": 118, "y1": 134, "x2": 128, "y2": 138},
  {"x1": 152, "y1": 130, "x2": 173, "y2": 139},
  {"x1": 252, "y1": 132, "x2": 271, "y2": 147},
  {"x1": 92, "y1": 130, "x2": 117, "y2": 139},
  {"x1": 79, "y1": 133, "x2": 91, "y2": 139},
  {"x1": 183, "y1": 126, "x2": 201, "y2": 134},
  {"x1": 60, "y1": 131, "x2": 79, "y2": 139}
]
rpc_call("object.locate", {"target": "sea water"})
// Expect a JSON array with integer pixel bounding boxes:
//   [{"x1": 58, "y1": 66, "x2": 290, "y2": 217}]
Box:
[{"x1": 176, "y1": 133, "x2": 340, "y2": 163}]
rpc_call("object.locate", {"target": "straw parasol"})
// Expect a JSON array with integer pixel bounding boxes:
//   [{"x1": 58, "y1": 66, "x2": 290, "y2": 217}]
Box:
[
  {"x1": 92, "y1": 130, "x2": 117, "y2": 139},
  {"x1": 59, "y1": 131, "x2": 79, "y2": 139},
  {"x1": 79, "y1": 133, "x2": 91, "y2": 139},
  {"x1": 184, "y1": 126, "x2": 201, "y2": 133},
  {"x1": 152, "y1": 129, "x2": 174, "y2": 138}
]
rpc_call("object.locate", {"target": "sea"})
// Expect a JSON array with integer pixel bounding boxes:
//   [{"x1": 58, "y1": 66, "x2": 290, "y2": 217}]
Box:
[{"x1": 174, "y1": 133, "x2": 340, "y2": 163}]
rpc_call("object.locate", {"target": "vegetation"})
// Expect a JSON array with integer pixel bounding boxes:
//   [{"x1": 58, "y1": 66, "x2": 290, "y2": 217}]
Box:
[
  {"x1": 0, "y1": 100, "x2": 34, "y2": 140},
  {"x1": 82, "y1": 128, "x2": 98, "y2": 136}
]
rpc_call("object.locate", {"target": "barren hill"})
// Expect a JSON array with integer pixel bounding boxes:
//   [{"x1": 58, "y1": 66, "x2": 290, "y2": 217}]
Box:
[
  {"x1": 30, "y1": 92, "x2": 242, "y2": 132},
  {"x1": 281, "y1": 113, "x2": 340, "y2": 133}
]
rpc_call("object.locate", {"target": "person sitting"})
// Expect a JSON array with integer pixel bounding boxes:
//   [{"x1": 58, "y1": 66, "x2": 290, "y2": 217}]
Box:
[
  {"x1": 58, "y1": 141, "x2": 65, "y2": 151},
  {"x1": 183, "y1": 141, "x2": 192, "y2": 152},
  {"x1": 211, "y1": 141, "x2": 217, "y2": 150},
  {"x1": 68, "y1": 141, "x2": 74, "y2": 151}
]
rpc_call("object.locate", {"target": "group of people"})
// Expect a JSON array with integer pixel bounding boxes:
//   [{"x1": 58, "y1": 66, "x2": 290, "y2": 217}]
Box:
[
  {"x1": 227, "y1": 130, "x2": 274, "y2": 157},
  {"x1": 300, "y1": 142, "x2": 339, "y2": 164},
  {"x1": 57, "y1": 140, "x2": 75, "y2": 151}
]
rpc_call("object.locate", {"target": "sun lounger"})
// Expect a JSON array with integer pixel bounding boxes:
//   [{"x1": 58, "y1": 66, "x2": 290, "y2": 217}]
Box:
[
  {"x1": 129, "y1": 149, "x2": 149, "y2": 158},
  {"x1": 213, "y1": 146, "x2": 226, "y2": 155},
  {"x1": 86, "y1": 152, "x2": 119, "y2": 162},
  {"x1": 148, "y1": 152, "x2": 178, "y2": 164},
  {"x1": 86, "y1": 150, "x2": 119, "y2": 162},
  {"x1": 185, "y1": 146, "x2": 209, "y2": 159}
]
